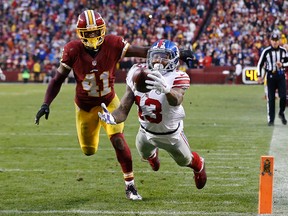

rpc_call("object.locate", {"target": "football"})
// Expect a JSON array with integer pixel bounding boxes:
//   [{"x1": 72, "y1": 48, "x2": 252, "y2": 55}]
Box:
[{"x1": 132, "y1": 68, "x2": 152, "y2": 93}]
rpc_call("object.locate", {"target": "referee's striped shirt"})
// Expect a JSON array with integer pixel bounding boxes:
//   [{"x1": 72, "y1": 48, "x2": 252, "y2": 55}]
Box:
[{"x1": 257, "y1": 46, "x2": 288, "y2": 77}]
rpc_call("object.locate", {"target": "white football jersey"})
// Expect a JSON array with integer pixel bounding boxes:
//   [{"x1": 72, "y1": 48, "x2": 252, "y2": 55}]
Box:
[{"x1": 126, "y1": 63, "x2": 190, "y2": 134}]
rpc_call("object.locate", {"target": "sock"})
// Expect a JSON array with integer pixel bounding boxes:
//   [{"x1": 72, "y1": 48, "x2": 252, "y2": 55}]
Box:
[
  {"x1": 125, "y1": 179, "x2": 135, "y2": 186},
  {"x1": 110, "y1": 133, "x2": 133, "y2": 180},
  {"x1": 123, "y1": 172, "x2": 134, "y2": 182},
  {"x1": 148, "y1": 150, "x2": 157, "y2": 159},
  {"x1": 188, "y1": 152, "x2": 202, "y2": 172}
]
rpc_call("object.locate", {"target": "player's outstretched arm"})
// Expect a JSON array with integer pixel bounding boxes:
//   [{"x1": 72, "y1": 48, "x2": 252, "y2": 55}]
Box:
[
  {"x1": 98, "y1": 85, "x2": 135, "y2": 124},
  {"x1": 125, "y1": 45, "x2": 149, "y2": 58},
  {"x1": 35, "y1": 65, "x2": 69, "y2": 125}
]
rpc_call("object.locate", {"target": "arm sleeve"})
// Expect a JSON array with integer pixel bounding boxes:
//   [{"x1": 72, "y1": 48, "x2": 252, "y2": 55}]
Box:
[{"x1": 43, "y1": 71, "x2": 68, "y2": 105}]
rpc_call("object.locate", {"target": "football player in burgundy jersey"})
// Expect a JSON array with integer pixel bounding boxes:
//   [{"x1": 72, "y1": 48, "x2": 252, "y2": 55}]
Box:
[
  {"x1": 99, "y1": 40, "x2": 207, "y2": 190},
  {"x1": 35, "y1": 10, "x2": 147, "y2": 200},
  {"x1": 35, "y1": 10, "x2": 195, "y2": 200}
]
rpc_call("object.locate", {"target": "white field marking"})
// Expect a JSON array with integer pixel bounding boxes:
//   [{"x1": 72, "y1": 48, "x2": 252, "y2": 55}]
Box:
[
  {"x1": 0, "y1": 169, "x2": 122, "y2": 173},
  {"x1": 206, "y1": 177, "x2": 246, "y2": 180},
  {"x1": 268, "y1": 119, "x2": 288, "y2": 215},
  {"x1": 0, "y1": 132, "x2": 73, "y2": 136},
  {"x1": 206, "y1": 152, "x2": 256, "y2": 156},
  {"x1": 207, "y1": 157, "x2": 255, "y2": 161},
  {"x1": 0, "y1": 132, "x2": 134, "y2": 137},
  {"x1": 0, "y1": 210, "x2": 252, "y2": 215},
  {"x1": 211, "y1": 146, "x2": 260, "y2": 150},
  {"x1": 0, "y1": 168, "x2": 246, "y2": 177},
  {"x1": 209, "y1": 147, "x2": 259, "y2": 152},
  {"x1": 0, "y1": 147, "x2": 80, "y2": 150},
  {"x1": 0, "y1": 146, "x2": 257, "y2": 161},
  {"x1": 0, "y1": 146, "x2": 133, "y2": 151},
  {"x1": 203, "y1": 191, "x2": 257, "y2": 196},
  {"x1": 0, "y1": 90, "x2": 44, "y2": 96},
  {"x1": 208, "y1": 158, "x2": 254, "y2": 162},
  {"x1": 179, "y1": 183, "x2": 242, "y2": 187},
  {"x1": 207, "y1": 165, "x2": 248, "y2": 169},
  {"x1": 165, "y1": 200, "x2": 236, "y2": 205}
]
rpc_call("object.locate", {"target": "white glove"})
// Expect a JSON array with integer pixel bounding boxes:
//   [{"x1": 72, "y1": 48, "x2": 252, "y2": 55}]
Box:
[
  {"x1": 145, "y1": 71, "x2": 171, "y2": 94},
  {"x1": 98, "y1": 103, "x2": 116, "y2": 125}
]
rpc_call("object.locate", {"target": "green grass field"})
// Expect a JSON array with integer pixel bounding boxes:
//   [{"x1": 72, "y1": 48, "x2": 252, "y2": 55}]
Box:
[{"x1": 0, "y1": 83, "x2": 273, "y2": 216}]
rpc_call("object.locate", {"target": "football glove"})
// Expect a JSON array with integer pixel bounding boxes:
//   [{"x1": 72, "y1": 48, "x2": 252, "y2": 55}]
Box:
[
  {"x1": 35, "y1": 104, "x2": 50, "y2": 125},
  {"x1": 180, "y1": 49, "x2": 195, "y2": 68},
  {"x1": 98, "y1": 103, "x2": 116, "y2": 125},
  {"x1": 146, "y1": 71, "x2": 171, "y2": 94}
]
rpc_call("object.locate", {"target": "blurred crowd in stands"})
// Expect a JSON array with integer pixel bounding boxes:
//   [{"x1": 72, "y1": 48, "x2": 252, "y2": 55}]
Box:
[
  {"x1": 0, "y1": 0, "x2": 287, "y2": 80},
  {"x1": 196, "y1": 0, "x2": 288, "y2": 68}
]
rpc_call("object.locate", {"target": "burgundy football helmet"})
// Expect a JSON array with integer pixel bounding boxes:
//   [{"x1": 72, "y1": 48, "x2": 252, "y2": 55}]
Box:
[{"x1": 76, "y1": 10, "x2": 106, "y2": 50}]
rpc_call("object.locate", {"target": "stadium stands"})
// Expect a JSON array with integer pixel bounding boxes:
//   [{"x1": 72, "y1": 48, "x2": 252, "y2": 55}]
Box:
[{"x1": 0, "y1": 0, "x2": 287, "y2": 83}]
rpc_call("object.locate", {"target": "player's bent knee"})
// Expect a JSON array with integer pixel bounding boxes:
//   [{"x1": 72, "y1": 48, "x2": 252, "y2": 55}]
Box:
[
  {"x1": 175, "y1": 158, "x2": 191, "y2": 167},
  {"x1": 82, "y1": 147, "x2": 96, "y2": 156},
  {"x1": 110, "y1": 133, "x2": 125, "y2": 150}
]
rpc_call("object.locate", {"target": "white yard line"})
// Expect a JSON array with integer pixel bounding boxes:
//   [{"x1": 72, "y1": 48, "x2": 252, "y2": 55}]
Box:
[
  {"x1": 0, "y1": 168, "x2": 242, "y2": 176},
  {"x1": 0, "y1": 210, "x2": 252, "y2": 215},
  {"x1": 267, "y1": 120, "x2": 288, "y2": 215}
]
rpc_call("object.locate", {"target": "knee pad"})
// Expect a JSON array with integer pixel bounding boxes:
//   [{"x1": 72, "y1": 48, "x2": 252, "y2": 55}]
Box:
[
  {"x1": 82, "y1": 146, "x2": 96, "y2": 156},
  {"x1": 110, "y1": 133, "x2": 125, "y2": 150}
]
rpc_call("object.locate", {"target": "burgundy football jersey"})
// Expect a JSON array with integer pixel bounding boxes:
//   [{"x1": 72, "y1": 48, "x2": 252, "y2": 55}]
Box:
[{"x1": 61, "y1": 35, "x2": 129, "y2": 111}]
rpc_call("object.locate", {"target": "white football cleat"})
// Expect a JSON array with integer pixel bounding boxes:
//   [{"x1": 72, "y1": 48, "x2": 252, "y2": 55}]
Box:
[{"x1": 125, "y1": 184, "x2": 142, "y2": 200}]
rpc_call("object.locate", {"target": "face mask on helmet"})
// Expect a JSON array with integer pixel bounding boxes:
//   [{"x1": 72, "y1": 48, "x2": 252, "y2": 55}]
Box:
[
  {"x1": 76, "y1": 10, "x2": 106, "y2": 50},
  {"x1": 147, "y1": 40, "x2": 179, "y2": 74}
]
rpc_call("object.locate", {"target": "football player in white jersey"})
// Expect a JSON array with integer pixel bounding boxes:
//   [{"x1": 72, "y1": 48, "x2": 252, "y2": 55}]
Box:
[{"x1": 99, "y1": 39, "x2": 207, "y2": 190}]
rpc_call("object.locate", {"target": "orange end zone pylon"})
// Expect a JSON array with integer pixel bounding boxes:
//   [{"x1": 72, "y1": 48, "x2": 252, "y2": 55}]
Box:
[{"x1": 258, "y1": 156, "x2": 274, "y2": 214}]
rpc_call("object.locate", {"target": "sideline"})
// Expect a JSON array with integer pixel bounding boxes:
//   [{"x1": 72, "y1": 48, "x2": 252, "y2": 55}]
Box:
[{"x1": 268, "y1": 119, "x2": 288, "y2": 215}]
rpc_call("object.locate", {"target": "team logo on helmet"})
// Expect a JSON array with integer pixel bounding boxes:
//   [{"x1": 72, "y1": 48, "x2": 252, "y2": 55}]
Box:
[{"x1": 147, "y1": 40, "x2": 180, "y2": 74}]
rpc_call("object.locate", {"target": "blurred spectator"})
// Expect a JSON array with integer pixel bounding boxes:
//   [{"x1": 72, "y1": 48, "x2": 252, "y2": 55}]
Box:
[
  {"x1": 26, "y1": 56, "x2": 34, "y2": 72},
  {"x1": 211, "y1": 50, "x2": 220, "y2": 66},
  {"x1": 1, "y1": 0, "x2": 287, "y2": 74},
  {"x1": 203, "y1": 51, "x2": 212, "y2": 67},
  {"x1": 1, "y1": 0, "x2": 211, "y2": 72},
  {"x1": 42, "y1": 60, "x2": 55, "y2": 84},
  {"x1": 196, "y1": 0, "x2": 288, "y2": 69},
  {"x1": 21, "y1": 66, "x2": 30, "y2": 83},
  {"x1": 33, "y1": 60, "x2": 41, "y2": 82}
]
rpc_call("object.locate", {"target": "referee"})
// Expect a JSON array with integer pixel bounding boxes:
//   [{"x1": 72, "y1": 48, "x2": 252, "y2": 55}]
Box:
[{"x1": 257, "y1": 33, "x2": 288, "y2": 126}]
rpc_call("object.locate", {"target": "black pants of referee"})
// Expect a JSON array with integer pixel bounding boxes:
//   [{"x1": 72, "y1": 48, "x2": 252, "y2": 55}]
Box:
[{"x1": 267, "y1": 76, "x2": 286, "y2": 123}]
